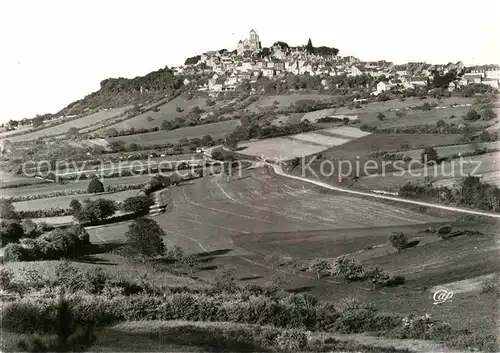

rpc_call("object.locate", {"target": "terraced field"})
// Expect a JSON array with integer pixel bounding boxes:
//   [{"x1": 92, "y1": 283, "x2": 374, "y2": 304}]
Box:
[
  {"x1": 6, "y1": 107, "x2": 130, "y2": 142},
  {"x1": 104, "y1": 120, "x2": 241, "y2": 147},
  {"x1": 13, "y1": 190, "x2": 139, "y2": 211}
]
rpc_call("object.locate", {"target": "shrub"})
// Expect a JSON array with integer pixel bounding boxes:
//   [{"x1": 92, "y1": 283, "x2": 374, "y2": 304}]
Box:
[
  {"x1": 480, "y1": 277, "x2": 499, "y2": 296},
  {"x1": 481, "y1": 108, "x2": 497, "y2": 120},
  {"x1": 21, "y1": 219, "x2": 39, "y2": 238},
  {"x1": 420, "y1": 146, "x2": 439, "y2": 164},
  {"x1": 69, "y1": 199, "x2": 82, "y2": 213},
  {"x1": 213, "y1": 265, "x2": 237, "y2": 293},
  {"x1": 86, "y1": 177, "x2": 104, "y2": 193},
  {"x1": 124, "y1": 218, "x2": 166, "y2": 260},
  {"x1": 376, "y1": 113, "x2": 385, "y2": 121},
  {"x1": 464, "y1": 109, "x2": 481, "y2": 121},
  {"x1": 0, "y1": 198, "x2": 19, "y2": 219},
  {"x1": 436, "y1": 224, "x2": 453, "y2": 235},
  {"x1": 274, "y1": 329, "x2": 310, "y2": 351},
  {"x1": 121, "y1": 195, "x2": 154, "y2": 216},
  {"x1": 1, "y1": 219, "x2": 24, "y2": 245},
  {"x1": 389, "y1": 232, "x2": 408, "y2": 252},
  {"x1": 3, "y1": 243, "x2": 28, "y2": 261},
  {"x1": 0, "y1": 267, "x2": 15, "y2": 291},
  {"x1": 307, "y1": 258, "x2": 330, "y2": 279}
]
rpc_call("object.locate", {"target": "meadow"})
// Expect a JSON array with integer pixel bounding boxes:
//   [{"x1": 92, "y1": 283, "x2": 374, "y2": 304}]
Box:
[
  {"x1": 81, "y1": 168, "x2": 499, "y2": 337},
  {"x1": 12, "y1": 189, "x2": 139, "y2": 211}
]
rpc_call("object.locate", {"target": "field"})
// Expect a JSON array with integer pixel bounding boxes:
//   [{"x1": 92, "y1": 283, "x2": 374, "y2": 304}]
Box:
[
  {"x1": 83, "y1": 167, "x2": 499, "y2": 336},
  {"x1": 246, "y1": 93, "x2": 338, "y2": 113},
  {"x1": 104, "y1": 120, "x2": 241, "y2": 147},
  {"x1": 401, "y1": 141, "x2": 500, "y2": 160},
  {"x1": 0, "y1": 171, "x2": 50, "y2": 188},
  {"x1": 356, "y1": 151, "x2": 500, "y2": 191},
  {"x1": 6, "y1": 107, "x2": 130, "y2": 142},
  {"x1": 239, "y1": 127, "x2": 371, "y2": 160},
  {"x1": 2, "y1": 175, "x2": 151, "y2": 199},
  {"x1": 13, "y1": 189, "x2": 140, "y2": 211},
  {"x1": 91, "y1": 96, "x2": 218, "y2": 132}
]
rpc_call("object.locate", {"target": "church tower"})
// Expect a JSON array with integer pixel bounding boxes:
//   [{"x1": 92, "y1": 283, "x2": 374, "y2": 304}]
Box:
[{"x1": 249, "y1": 29, "x2": 261, "y2": 50}]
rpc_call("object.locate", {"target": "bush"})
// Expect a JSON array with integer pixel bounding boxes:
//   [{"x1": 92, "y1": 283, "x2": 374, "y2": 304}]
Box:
[
  {"x1": 389, "y1": 232, "x2": 408, "y2": 252},
  {"x1": 21, "y1": 219, "x2": 39, "y2": 238},
  {"x1": 464, "y1": 109, "x2": 481, "y2": 121},
  {"x1": 69, "y1": 199, "x2": 82, "y2": 213},
  {"x1": 86, "y1": 177, "x2": 104, "y2": 194},
  {"x1": 121, "y1": 195, "x2": 154, "y2": 216},
  {"x1": 124, "y1": 218, "x2": 166, "y2": 259},
  {"x1": 420, "y1": 146, "x2": 439, "y2": 164},
  {"x1": 481, "y1": 108, "x2": 497, "y2": 120},
  {"x1": 376, "y1": 113, "x2": 385, "y2": 121},
  {"x1": 436, "y1": 224, "x2": 453, "y2": 235},
  {"x1": 1, "y1": 219, "x2": 24, "y2": 245},
  {"x1": 3, "y1": 243, "x2": 28, "y2": 261},
  {"x1": 274, "y1": 329, "x2": 310, "y2": 351}
]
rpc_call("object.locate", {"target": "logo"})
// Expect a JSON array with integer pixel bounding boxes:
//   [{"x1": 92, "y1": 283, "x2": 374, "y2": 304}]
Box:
[{"x1": 432, "y1": 289, "x2": 453, "y2": 304}]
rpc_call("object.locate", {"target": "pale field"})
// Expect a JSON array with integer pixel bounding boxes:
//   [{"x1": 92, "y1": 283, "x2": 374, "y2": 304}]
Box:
[
  {"x1": 7, "y1": 107, "x2": 130, "y2": 142},
  {"x1": 0, "y1": 171, "x2": 49, "y2": 188},
  {"x1": 240, "y1": 127, "x2": 370, "y2": 160},
  {"x1": 13, "y1": 190, "x2": 140, "y2": 211},
  {"x1": 0, "y1": 126, "x2": 32, "y2": 139},
  {"x1": 290, "y1": 132, "x2": 351, "y2": 146}
]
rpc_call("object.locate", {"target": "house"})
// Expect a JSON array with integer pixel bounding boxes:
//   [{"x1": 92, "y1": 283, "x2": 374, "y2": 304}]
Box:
[
  {"x1": 211, "y1": 78, "x2": 226, "y2": 92},
  {"x1": 349, "y1": 65, "x2": 363, "y2": 76},
  {"x1": 482, "y1": 79, "x2": 499, "y2": 89},
  {"x1": 464, "y1": 75, "x2": 483, "y2": 84},
  {"x1": 485, "y1": 69, "x2": 500, "y2": 80},
  {"x1": 376, "y1": 81, "x2": 396, "y2": 93},
  {"x1": 262, "y1": 67, "x2": 274, "y2": 78},
  {"x1": 448, "y1": 82, "x2": 457, "y2": 92},
  {"x1": 409, "y1": 77, "x2": 428, "y2": 87}
]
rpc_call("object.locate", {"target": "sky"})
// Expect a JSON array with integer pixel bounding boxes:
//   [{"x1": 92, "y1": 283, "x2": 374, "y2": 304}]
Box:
[{"x1": 1, "y1": 0, "x2": 499, "y2": 123}]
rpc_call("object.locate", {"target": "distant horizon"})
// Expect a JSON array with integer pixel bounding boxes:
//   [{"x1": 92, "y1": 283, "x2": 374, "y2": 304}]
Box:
[{"x1": 1, "y1": 0, "x2": 498, "y2": 123}]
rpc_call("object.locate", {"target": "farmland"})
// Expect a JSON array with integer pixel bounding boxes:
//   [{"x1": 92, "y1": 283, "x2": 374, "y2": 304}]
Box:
[
  {"x1": 84, "y1": 167, "x2": 499, "y2": 336},
  {"x1": 92, "y1": 96, "x2": 214, "y2": 132},
  {"x1": 12, "y1": 189, "x2": 139, "y2": 211},
  {"x1": 5, "y1": 107, "x2": 130, "y2": 142},
  {"x1": 104, "y1": 119, "x2": 241, "y2": 147},
  {"x1": 239, "y1": 127, "x2": 371, "y2": 160}
]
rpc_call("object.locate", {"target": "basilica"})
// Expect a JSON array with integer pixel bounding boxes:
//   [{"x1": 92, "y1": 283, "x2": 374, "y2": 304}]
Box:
[{"x1": 237, "y1": 29, "x2": 262, "y2": 55}]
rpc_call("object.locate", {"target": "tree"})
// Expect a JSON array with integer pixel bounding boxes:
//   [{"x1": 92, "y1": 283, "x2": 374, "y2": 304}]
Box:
[
  {"x1": 0, "y1": 199, "x2": 19, "y2": 219},
  {"x1": 87, "y1": 177, "x2": 104, "y2": 194},
  {"x1": 377, "y1": 113, "x2": 385, "y2": 121},
  {"x1": 421, "y1": 146, "x2": 439, "y2": 164},
  {"x1": 18, "y1": 293, "x2": 96, "y2": 352},
  {"x1": 74, "y1": 199, "x2": 117, "y2": 224},
  {"x1": 0, "y1": 220, "x2": 24, "y2": 245},
  {"x1": 69, "y1": 199, "x2": 82, "y2": 213},
  {"x1": 422, "y1": 102, "x2": 432, "y2": 111},
  {"x1": 307, "y1": 258, "x2": 330, "y2": 279},
  {"x1": 167, "y1": 245, "x2": 185, "y2": 267},
  {"x1": 183, "y1": 254, "x2": 200, "y2": 275},
  {"x1": 191, "y1": 106, "x2": 203, "y2": 114},
  {"x1": 201, "y1": 134, "x2": 213, "y2": 146},
  {"x1": 66, "y1": 127, "x2": 79, "y2": 140},
  {"x1": 389, "y1": 232, "x2": 408, "y2": 252},
  {"x1": 125, "y1": 218, "x2": 165, "y2": 260},
  {"x1": 21, "y1": 219, "x2": 39, "y2": 238},
  {"x1": 32, "y1": 115, "x2": 44, "y2": 128},
  {"x1": 214, "y1": 265, "x2": 237, "y2": 293},
  {"x1": 104, "y1": 128, "x2": 118, "y2": 137},
  {"x1": 306, "y1": 38, "x2": 314, "y2": 54},
  {"x1": 265, "y1": 253, "x2": 282, "y2": 270},
  {"x1": 109, "y1": 140, "x2": 126, "y2": 153},
  {"x1": 175, "y1": 106, "x2": 184, "y2": 113},
  {"x1": 122, "y1": 195, "x2": 154, "y2": 216}
]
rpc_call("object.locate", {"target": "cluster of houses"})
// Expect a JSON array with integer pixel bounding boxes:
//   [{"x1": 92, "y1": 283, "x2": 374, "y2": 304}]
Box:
[{"x1": 172, "y1": 29, "x2": 500, "y2": 96}]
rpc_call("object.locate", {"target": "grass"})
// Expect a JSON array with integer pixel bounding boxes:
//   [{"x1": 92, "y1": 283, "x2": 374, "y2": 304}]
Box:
[
  {"x1": 0, "y1": 171, "x2": 50, "y2": 188},
  {"x1": 2, "y1": 175, "x2": 150, "y2": 199},
  {"x1": 92, "y1": 96, "x2": 223, "y2": 132},
  {"x1": 8, "y1": 107, "x2": 130, "y2": 142},
  {"x1": 104, "y1": 120, "x2": 241, "y2": 147}
]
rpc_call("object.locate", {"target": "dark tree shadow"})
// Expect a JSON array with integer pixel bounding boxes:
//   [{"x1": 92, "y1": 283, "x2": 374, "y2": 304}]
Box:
[
  {"x1": 402, "y1": 240, "x2": 420, "y2": 250},
  {"x1": 195, "y1": 248, "x2": 233, "y2": 257},
  {"x1": 239, "y1": 275, "x2": 263, "y2": 281},
  {"x1": 287, "y1": 286, "x2": 315, "y2": 294}
]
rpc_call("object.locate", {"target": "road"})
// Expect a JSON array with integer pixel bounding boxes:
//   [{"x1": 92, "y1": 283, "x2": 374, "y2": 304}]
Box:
[{"x1": 268, "y1": 163, "x2": 500, "y2": 219}]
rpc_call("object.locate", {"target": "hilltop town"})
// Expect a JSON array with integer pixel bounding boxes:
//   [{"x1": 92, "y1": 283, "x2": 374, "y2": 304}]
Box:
[{"x1": 173, "y1": 29, "x2": 499, "y2": 96}]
